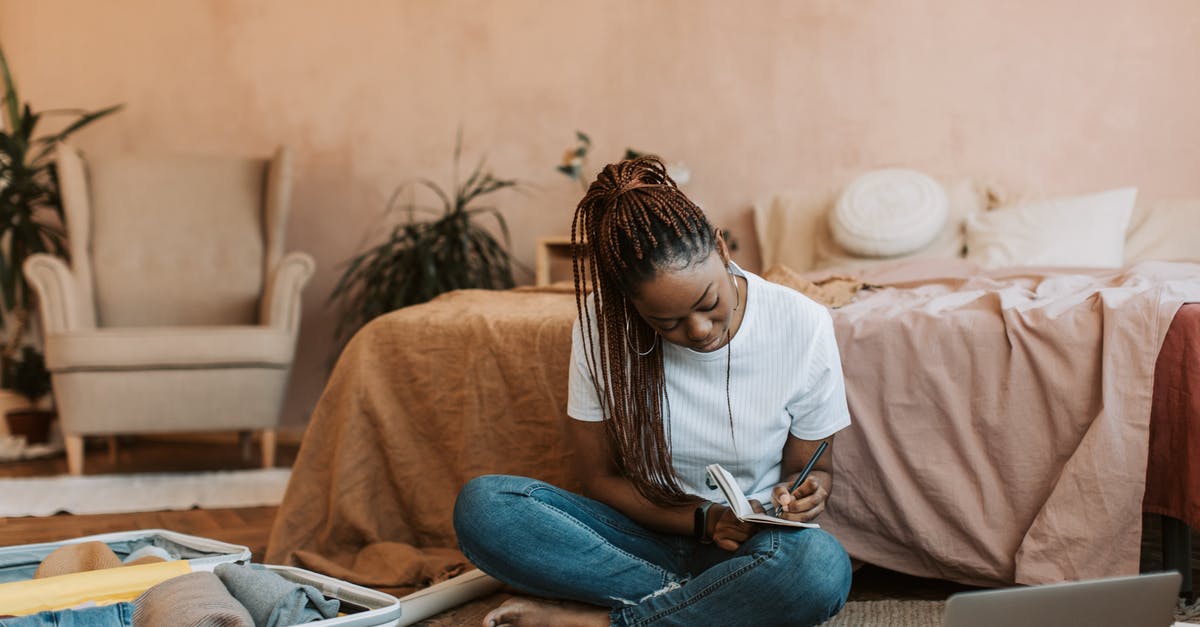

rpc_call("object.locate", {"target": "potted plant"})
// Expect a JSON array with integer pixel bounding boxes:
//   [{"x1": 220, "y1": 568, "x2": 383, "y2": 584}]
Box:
[
  {"x1": 0, "y1": 44, "x2": 121, "y2": 430},
  {"x1": 329, "y1": 133, "x2": 522, "y2": 347},
  {"x1": 2, "y1": 346, "x2": 53, "y2": 443},
  {"x1": 557, "y1": 131, "x2": 693, "y2": 191}
]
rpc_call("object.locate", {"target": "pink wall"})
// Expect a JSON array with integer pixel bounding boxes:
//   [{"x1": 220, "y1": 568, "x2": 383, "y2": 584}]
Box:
[{"x1": 3, "y1": 0, "x2": 1198, "y2": 427}]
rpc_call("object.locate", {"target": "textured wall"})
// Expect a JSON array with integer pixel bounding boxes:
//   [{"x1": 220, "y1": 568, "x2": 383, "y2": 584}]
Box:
[{"x1": 3, "y1": 0, "x2": 1197, "y2": 426}]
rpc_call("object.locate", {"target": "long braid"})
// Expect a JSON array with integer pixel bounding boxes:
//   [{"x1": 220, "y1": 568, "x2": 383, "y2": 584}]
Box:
[{"x1": 571, "y1": 156, "x2": 719, "y2": 506}]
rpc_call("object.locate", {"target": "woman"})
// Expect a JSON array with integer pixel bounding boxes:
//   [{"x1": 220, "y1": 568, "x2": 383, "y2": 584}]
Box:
[{"x1": 454, "y1": 157, "x2": 852, "y2": 627}]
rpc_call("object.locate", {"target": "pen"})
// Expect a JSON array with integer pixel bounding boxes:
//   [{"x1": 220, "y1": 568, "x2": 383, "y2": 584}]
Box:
[{"x1": 772, "y1": 440, "x2": 828, "y2": 518}]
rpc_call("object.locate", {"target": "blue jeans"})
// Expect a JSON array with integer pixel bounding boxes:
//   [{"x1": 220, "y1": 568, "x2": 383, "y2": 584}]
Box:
[
  {"x1": 453, "y1": 475, "x2": 851, "y2": 627},
  {"x1": 0, "y1": 603, "x2": 134, "y2": 626}
]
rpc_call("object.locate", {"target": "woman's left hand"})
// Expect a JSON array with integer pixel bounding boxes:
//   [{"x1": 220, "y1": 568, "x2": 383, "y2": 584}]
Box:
[{"x1": 771, "y1": 475, "x2": 828, "y2": 523}]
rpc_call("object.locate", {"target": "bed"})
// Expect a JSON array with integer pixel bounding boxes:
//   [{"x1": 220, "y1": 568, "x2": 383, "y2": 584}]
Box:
[
  {"x1": 265, "y1": 178, "x2": 1200, "y2": 595},
  {"x1": 814, "y1": 260, "x2": 1199, "y2": 586}
]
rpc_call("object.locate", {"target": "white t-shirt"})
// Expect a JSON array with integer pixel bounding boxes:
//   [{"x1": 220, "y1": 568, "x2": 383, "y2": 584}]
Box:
[{"x1": 568, "y1": 266, "x2": 852, "y2": 504}]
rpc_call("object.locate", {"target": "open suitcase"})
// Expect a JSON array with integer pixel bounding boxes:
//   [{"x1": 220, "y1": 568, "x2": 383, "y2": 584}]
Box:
[{"x1": 0, "y1": 529, "x2": 401, "y2": 626}]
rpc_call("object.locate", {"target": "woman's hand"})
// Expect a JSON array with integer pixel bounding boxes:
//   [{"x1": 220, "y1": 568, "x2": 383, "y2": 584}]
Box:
[
  {"x1": 708, "y1": 502, "x2": 760, "y2": 551},
  {"x1": 771, "y1": 474, "x2": 829, "y2": 523}
]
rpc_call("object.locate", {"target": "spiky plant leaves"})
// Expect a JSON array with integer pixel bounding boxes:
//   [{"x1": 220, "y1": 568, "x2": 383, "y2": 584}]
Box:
[
  {"x1": 329, "y1": 140, "x2": 521, "y2": 349},
  {"x1": 0, "y1": 43, "x2": 121, "y2": 398}
]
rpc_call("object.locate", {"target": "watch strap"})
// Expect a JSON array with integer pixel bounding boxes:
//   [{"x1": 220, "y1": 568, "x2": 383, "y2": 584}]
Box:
[{"x1": 694, "y1": 501, "x2": 715, "y2": 543}]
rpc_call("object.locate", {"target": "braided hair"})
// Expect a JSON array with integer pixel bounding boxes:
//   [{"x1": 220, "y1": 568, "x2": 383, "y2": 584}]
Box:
[{"x1": 571, "y1": 156, "x2": 720, "y2": 506}]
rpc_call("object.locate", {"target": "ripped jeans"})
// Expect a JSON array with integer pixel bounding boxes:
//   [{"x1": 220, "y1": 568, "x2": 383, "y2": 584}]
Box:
[{"x1": 453, "y1": 475, "x2": 851, "y2": 627}]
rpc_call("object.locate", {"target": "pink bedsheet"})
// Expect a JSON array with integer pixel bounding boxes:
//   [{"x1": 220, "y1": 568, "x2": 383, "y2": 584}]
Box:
[{"x1": 820, "y1": 260, "x2": 1200, "y2": 586}]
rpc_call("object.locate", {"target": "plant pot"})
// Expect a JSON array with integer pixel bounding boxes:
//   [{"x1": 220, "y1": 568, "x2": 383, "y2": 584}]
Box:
[{"x1": 5, "y1": 408, "x2": 55, "y2": 445}]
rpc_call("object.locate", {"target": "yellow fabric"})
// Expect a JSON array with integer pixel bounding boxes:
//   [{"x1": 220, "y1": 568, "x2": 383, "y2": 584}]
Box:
[{"x1": 0, "y1": 560, "x2": 191, "y2": 616}]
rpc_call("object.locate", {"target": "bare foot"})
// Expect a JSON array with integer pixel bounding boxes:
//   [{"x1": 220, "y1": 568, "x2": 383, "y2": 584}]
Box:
[{"x1": 482, "y1": 596, "x2": 610, "y2": 627}]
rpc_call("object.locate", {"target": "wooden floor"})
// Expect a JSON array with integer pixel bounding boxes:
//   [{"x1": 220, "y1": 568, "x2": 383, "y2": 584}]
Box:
[
  {"x1": 0, "y1": 436, "x2": 1195, "y2": 625},
  {"x1": 0, "y1": 433, "x2": 297, "y2": 561}
]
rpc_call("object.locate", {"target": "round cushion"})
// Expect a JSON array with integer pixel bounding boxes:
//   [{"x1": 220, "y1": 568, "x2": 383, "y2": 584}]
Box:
[{"x1": 830, "y1": 169, "x2": 949, "y2": 258}]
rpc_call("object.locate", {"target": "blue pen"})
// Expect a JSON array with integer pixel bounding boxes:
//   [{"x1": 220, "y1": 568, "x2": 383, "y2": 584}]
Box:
[{"x1": 771, "y1": 440, "x2": 828, "y2": 518}]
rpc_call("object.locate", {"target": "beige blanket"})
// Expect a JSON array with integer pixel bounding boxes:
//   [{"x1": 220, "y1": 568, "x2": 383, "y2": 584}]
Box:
[
  {"x1": 267, "y1": 261, "x2": 1200, "y2": 591},
  {"x1": 266, "y1": 289, "x2": 581, "y2": 596},
  {"x1": 823, "y1": 259, "x2": 1200, "y2": 586}
]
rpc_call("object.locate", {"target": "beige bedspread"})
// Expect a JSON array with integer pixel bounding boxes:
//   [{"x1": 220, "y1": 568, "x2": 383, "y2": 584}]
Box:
[
  {"x1": 266, "y1": 289, "x2": 581, "y2": 595},
  {"x1": 823, "y1": 259, "x2": 1200, "y2": 586},
  {"x1": 266, "y1": 260, "x2": 1200, "y2": 592}
]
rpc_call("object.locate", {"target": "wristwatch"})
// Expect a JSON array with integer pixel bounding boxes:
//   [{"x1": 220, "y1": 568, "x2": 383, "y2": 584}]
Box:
[{"x1": 694, "y1": 501, "x2": 716, "y2": 543}]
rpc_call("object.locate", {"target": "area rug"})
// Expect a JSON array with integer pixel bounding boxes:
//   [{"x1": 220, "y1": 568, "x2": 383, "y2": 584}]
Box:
[
  {"x1": 819, "y1": 600, "x2": 944, "y2": 626},
  {"x1": 0, "y1": 468, "x2": 292, "y2": 517}
]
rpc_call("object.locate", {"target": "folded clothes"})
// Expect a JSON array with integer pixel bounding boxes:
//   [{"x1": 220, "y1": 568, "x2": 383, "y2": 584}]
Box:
[
  {"x1": 214, "y1": 563, "x2": 339, "y2": 627},
  {"x1": 0, "y1": 602, "x2": 134, "y2": 626},
  {"x1": 121, "y1": 546, "x2": 171, "y2": 567},
  {"x1": 133, "y1": 571, "x2": 252, "y2": 627},
  {"x1": 34, "y1": 542, "x2": 122, "y2": 579}
]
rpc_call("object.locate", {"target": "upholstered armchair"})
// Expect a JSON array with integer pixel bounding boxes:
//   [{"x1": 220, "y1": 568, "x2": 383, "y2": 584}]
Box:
[{"x1": 23, "y1": 143, "x2": 315, "y2": 475}]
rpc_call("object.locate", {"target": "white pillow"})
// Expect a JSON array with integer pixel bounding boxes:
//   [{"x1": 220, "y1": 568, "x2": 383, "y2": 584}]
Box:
[
  {"x1": 830, "y1": 169, "x2": 949, "y2": 258},
  {"x1": 814, "y1": 178, "x2": 985, "y2": 271},
  {"x1": 1125, "y1": 199, "x2": 1200, "y2": 263},
  {"x1": 965, "y1": 187, "x2": 1137, "y2": 268}
]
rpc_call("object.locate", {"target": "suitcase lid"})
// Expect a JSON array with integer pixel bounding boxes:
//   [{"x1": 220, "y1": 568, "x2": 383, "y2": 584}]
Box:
[
  {"x1": 0, "y1": 528, "x2": 250, "y2": 583},
  {"x1": 265, "y1": 564, "x2": 401, "y2": 626}
]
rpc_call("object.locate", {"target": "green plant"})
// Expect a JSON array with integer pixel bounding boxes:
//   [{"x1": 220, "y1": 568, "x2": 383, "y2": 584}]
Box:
[
  {"x1": 556, "y1": 131, "x2": 592, "y2": 192},
  {"x1": 329, "y1": 134, "x2": 521, "y2": 347},
  {"x1": 0, "y1": 44, "x2": 121, "y2": 398}
]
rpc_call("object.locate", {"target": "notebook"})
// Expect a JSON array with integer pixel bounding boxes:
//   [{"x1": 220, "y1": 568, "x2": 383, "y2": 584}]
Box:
[
  {"x1": 703, "y1": 463, "x2": 818, "y2": 529},
  {"x1": 943, "y1": 571, "x2": 1181, "y2": 627}
]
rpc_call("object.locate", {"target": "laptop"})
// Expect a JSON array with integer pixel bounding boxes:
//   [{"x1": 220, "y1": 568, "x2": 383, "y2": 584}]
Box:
[{"x1": 944, "y1": 571, "x2": 1182, "y2": 627}]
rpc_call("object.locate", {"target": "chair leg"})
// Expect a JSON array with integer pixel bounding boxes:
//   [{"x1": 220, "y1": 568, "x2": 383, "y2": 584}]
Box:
[
  {"x1": 65, "y1": 435, "x2": 84, "y2": 476},
  {"x1": 238, "y1": 430, "x2": 253, "y2": 462},
  {"x1": 261, "y1": 429, "x2": 276, "y2": 469}
]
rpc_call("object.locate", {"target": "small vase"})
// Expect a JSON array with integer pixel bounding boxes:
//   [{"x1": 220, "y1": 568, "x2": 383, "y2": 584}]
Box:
[{"x1": 5, "y1": 408, "x2": 55, "y2": 445}]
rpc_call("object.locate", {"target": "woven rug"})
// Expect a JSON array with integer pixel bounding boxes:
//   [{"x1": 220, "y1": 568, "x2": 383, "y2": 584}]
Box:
[
  {"x1": 1177, "y1": 598, "x2": 1200, "y2": 623},
  {"x1": 0, "y1": 468, "x2": 291, "y2": 517},
  {"x1": 819, "y1": 600, "x2": 944, "y2": 626}
]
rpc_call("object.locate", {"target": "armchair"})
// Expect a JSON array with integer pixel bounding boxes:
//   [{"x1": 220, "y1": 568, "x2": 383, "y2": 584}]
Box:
[{"x1": 24, "y1": 143, "x2": 315, "y2": 475}]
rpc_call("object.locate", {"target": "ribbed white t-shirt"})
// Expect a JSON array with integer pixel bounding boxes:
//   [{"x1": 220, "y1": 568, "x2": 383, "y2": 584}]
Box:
[{"x1": 568, "y1": 266, "x2": 852, "y2": 504}]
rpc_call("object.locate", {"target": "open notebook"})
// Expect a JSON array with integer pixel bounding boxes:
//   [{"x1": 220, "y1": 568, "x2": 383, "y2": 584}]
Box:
[{"x1": 705, "y1": 464, "x2": 819, "y2": 529}]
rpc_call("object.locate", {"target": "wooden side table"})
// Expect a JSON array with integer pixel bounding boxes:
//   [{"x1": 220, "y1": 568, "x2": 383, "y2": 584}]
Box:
[{"x1": 535, "y1": 236, "x2": 586, "y2": 286}]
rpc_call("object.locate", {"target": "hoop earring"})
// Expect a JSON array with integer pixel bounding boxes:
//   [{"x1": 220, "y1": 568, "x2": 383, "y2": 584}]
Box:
[
  {"x1": 625, "y1": 312, "x2": 658, "y2": 357},
  {"x1": 728, "y1": 266, "x2": 741, "y2": 311}
]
